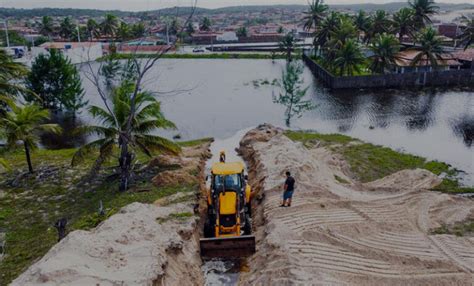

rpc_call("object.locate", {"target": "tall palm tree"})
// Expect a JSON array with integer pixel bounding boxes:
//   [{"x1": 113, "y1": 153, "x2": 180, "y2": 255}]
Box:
[
  {"x1": 59, "y1": 17, "x2": 76, "y2": 40},
  {"x1": 369, "y1": 33, "x2": 402, "y2": 74},
  {"x1": 200, "y1": 17, "x2": 212, "y2": 31},
  {"x1": 0, "y1": 104, "x2": 61, "y2": 173},
  {"x1": 101, "y1": 14, "x2": 119, "y2": 38},
  {"x1": 279, "y1": 33, "x2": 296, "y2": 61},
  {"x1": 409, "y1": 0, "x2": 439, "y2": 28},
  {"x1": 458, "y1": 15, "x2": 474, "y2": 50},
  {"x1": 72, "y1": 81, "x2": 180, "y2": 181},
  {"x1": 392, "y1": 7, "x2": 416, "y2": 41},
  {"x1": 314, "y1": 11, "x2": 341, "y2": 49},
  {"x1": 86, "y1": 19, "x2": 100, "y2": 40},
  {"x1": 365, "y1": 10, "x2": 392, "y2": 43},
  {"x1": 117, "y1": 22, "x2": 131, "y2": 41},
  {"x1": 334, "y1": 39, "x2": 365, "y2": 76},
  {"x1": 39, "y1": 16, "x2": 54, "y2": 39},
  {"x1": 302, "y1": 0, "x2": 329, "y2": 31},
  {"x1": 412, "y1": 27, "x2": 444, "y2": 68},
  {"x1": 354, "y1": 10, "x2": 370, "y2": 40},
  {"x1": 0, "y1": 49, "x2": 28, "y2": 104},
  {"x1": 328, "y1": 17, "x2": 358, "y2": 49}
]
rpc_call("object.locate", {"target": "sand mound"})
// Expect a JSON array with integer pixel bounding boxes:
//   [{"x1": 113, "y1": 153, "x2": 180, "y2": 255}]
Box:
[
  {"x1": 11, "y1": 203, "x2": 203, "y2": 286},
  {"x1": 239, "y1": 125, "x2": 474, "y2": 285}
]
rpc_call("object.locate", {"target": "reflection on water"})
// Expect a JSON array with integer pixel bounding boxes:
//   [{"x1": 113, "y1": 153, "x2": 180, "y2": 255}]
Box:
[
  {"x1": 80, "y1": 59, "x2": 473, "y2": 184},
  {"x1": 41, "y1": 113, "x2": 86, "y2": 149}
]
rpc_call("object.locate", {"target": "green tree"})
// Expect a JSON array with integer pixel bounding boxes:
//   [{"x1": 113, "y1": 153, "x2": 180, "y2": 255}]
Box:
[
  {"x1": 458, "y1": 15, "x2": 474, "y2": 50},
  {"x1": 26, "y1": 49, "x2": 86, "y2": 115},
  {"x1": 354, "y1": 10, "x2": 370, "y2": 40},
  {"x1": 0, "y1": 49, "x2": 28, "y2": 106},
  {"x1": 39, "y1": 16, "x2": 54, "y2": 39},
  {"x1": 273, "y1": 61, "x2": 313, "y2": 127},
  {"x1": 86, "y1": 18, "x2": 101, "y2": 40},
  {"x1": 0, "y1": 104, "x2": 61, "y2": 173},
  {"x1": 131, "y1": 22, "x2": 146, "y2": 38},
  {"x1": 334, "y1": 39, "x2": 365, "y2": 76},
  {"x1": 392, "y1": 7, "x2": 416, "y2": 41},
  {"x1": 278, "y1": 26, "x2": 284, "y2": 34},
  {"x1": 101, "y1": 14, "x2": 119, "y2": 38},
  {"x1": 186, "y1": 22, "x2": 195, "y2": 34},
  {"x1": 200, "y1": 17, "x2": 212, "y2": 31},
  {"x1": 72, "y1": 81, "x2": 180, "y2": 185},
  {"x1": 169, "y1": 18, "x2": 180, "y2": 36},
  {"x1": 365, "y1": 10, "x2": 392, "y2": 43},
  {"x1": 59, "y1": 17, "x2": 76, "y2": 40},
  {"x1": 369, "y1": 33, "x2": 402, "y2": 74},
  {"x1": 117, "y1": 22, "x2": 131, "y2": 41},
  {"x1": 409, "y1": 0, "x2": 439, "y2": 28},
  {"x1": 302, "y1": 0, "x2": 329, "y2": 31},
  {"x1": 236, "y1": 26, "x2": 248, "y2": 37},
  {"x1": 411, "y1": 27, "x2": 444, "y2": 68},
  {"x1": 0, "y1": 30, "x2": 27, "y2": 47},
  {"x1": 314, "y1": 11, "x2": 340, "y2": 48},
  {"x1": 279, "y1": 33, "x2": 296, "y2": 61}
]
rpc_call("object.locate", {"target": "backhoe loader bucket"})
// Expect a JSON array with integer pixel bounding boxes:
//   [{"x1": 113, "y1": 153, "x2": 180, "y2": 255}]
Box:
[{"x1": 200, "y1": 235, "x2": 256, "y2": 258}]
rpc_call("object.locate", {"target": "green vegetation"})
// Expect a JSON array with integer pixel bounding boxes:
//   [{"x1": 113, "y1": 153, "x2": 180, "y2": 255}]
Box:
[
  {"x1": 431, "y1": 220, "x2": 474, "y2": 237},
  {"x1": 177, "y1": 137, "x2": 213, "y2": 147},
  {"x1": 334, "y1": 175, "x2": 349, "y2": 184},
  {"x1": 285, "y1": 130, "x2": 473, "y2": 194}
]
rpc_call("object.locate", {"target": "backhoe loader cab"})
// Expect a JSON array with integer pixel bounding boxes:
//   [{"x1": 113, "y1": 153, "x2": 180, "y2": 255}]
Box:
[{"x1": 200, "y1": 161, "x2": 256, "y2": 258}]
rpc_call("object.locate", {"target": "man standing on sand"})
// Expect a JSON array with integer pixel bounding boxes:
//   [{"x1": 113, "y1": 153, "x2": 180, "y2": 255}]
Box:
[{"x1": 281, "y1": 171, "x2": 295, "y2": 207}]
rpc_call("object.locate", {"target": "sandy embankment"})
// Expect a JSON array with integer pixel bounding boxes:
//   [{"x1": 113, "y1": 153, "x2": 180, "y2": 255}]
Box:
[
  {"x1": 238, "y1": 124, "x2": 474, "y2": 285},
  {"x1": 12, "y1": 143, "x2": 212, "y2": 286}
]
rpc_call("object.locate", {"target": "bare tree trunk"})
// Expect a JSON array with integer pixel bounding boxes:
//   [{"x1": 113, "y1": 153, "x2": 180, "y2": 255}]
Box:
[
  {"x1": 119, "y1": 136, "x2": 131, "y2": 192},
  {"x1": 24, "y1": 141, "x2": 33, "y2": 173}
]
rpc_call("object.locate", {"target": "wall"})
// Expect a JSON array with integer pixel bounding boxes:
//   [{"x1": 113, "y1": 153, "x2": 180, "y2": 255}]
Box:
[
  {"x1": 302, "y1": 54, "x2": 474, "y2": 89},
  {"x1": 31, "y1": 44, "x2": 103, "y2": 65}
]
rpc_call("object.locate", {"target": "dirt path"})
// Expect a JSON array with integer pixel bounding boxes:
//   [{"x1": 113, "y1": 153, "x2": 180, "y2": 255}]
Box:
[{"x1": 238, "y1": 125, "x2": 474, "y2": 285}]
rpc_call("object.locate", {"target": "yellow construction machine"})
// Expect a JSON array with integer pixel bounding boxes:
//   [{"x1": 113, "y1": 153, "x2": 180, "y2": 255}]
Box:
[{"x1": 200, "y1": 156, "x2": 256, "y2": 258}]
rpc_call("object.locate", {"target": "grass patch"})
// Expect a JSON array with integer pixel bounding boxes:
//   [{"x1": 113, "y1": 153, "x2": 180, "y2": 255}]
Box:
[
  {"x1": 334, "y1": 175, "x2": 350, "y2": 184},
  {"x1": 177, "y1": 137, "x2": 213, "y2": 148},
  {"x1": 0, "y1": 138, "x2": 208, "y2": 284},
  {"x1": 431, "y1": 219, "x2": 474, "y2": 237},
  {"x1": 285, "y1": 130, "x2": 471, "y2": 194}
]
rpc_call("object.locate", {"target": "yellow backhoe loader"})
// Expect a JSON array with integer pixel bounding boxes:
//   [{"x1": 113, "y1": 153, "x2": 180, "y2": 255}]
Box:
[{"x1": 200, "y1": 155, "x2": 256, "y2": 258}]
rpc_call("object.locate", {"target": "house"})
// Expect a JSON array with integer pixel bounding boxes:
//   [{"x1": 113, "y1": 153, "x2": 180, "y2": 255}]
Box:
[
  {"x1": 437, "y1": 23, "x2": 462, "y2": 39},
  {"x1": 216, "y1": 31, "x2": 238, "y2": 42},
  {"x1": 391, "y1": 50, "x2": 462, "y2": 73},
  {"x1": 31, "y1": 42, "x2": 103, "y2": 64},
  {"x1": 452, "y1": 48, "x2": 474, "y2": 69}
]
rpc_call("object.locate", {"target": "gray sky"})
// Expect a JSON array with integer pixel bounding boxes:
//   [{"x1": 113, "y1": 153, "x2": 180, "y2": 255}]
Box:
[{"x1": 0, "y1": 0, "x2": 470, "y2": 11}]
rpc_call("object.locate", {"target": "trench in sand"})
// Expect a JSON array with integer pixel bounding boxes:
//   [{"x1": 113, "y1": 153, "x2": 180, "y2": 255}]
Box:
[{"x1": 200, "y1": 128, "x2": 254, "y2": 286}]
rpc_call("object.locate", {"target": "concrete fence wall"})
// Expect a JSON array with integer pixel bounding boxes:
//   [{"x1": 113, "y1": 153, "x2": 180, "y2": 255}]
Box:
[{"x1": 302, "y1": 54, "x2": 474, "y2": 89}]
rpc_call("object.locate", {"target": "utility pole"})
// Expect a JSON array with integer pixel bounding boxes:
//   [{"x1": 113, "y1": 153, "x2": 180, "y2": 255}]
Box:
[
  {"x1": 76, "y1": 26, "x2": 81, "y2": 42},
  {"x1": 3, "y1": 20, "x2": 10, "y2": 47}
]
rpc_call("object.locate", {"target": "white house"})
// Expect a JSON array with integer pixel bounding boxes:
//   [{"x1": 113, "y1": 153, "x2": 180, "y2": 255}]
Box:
[
  {"x1": 216, "y1": 32, "x2": 238, "y2": 42},
  {"x1": 31, "y1": 42, "x2": 103, "y2": 65}
]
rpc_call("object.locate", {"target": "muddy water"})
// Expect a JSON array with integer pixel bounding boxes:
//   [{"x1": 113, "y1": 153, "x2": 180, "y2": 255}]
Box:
[
  {"x1": 201, "y1": 129, "x2": 252, "y2": 286},
  {"x1": 80, "y1": 59, "x2": 473, "y2": 184}
]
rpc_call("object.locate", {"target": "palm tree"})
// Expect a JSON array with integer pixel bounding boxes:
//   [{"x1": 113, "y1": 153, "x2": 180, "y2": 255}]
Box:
[
  {"x1": 409, "y1": 0, "x2": 439, "y2": 28},
  {"x1": 236, "y1": 27, "x2": 248, "y2": 37},
  {"x1": 0, "y1": 104, "x2": 61, "y2": 173},
  {"x1": 328, "y1": 17, "x2": 358, "y2": 49},
  {"x1": 354, "y1": 10, "x2": 370, "y2": 40},
  {"x1": 39, "y1": 16, "x2": 54, "y2": 39},
  {"x1": 86, "y1": 19, "x2": 100, "y2": 40},
  {"x1": 392, "y1": 7, "x2": 416, "y2": 41},
  {"x1": 200, "y1": 17, "x2": 212, "y2": 31},
  {"x1": 365, "y1": 10, "x2": 392, "y2": 43},
  {"x1": 0, "y1": 49, "x2": 28, "y2": 105},
  {"x1": 279, "y1": 33, "x2": 296, "y2": 61},
  {"x1": 117, "y1": 22, "x2": 131, "y2": 41},
  {"x1": 72, "y1": 81, "x2": 180, "y2": 184},
  {"x1": 369, "y1": 33, "x2": 402, "y2": 74},
  {"x1": 334, "y1": 39, "x2": 365, "y2": 76},
  {"x1": 302, "y1": 0, "x2": 329, "y2": 31},
  {"x1": 314, "y1": 11, "x2": 341, "y2": 49},
  {"x1": 101, "y1": 14, "x2": 119, "y2": 38},
  {"x1": 59, "y1": 17, "x2": 76, "y2": 40},
  {"x1": 458, "y1": 15, "x2": 474, "y2": 50},
  {"x1": 412, "y1": 27, "x2": 444, "y2": 68}
]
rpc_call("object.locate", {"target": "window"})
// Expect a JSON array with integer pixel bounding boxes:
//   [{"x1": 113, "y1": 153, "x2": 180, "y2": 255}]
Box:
[{"x1": 214, "y1": 174, "x2": 241, "y2": 190}]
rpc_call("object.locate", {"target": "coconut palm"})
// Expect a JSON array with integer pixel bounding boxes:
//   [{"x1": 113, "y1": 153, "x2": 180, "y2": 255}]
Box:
[
  {"x1": 279, "y1": 33, "x2": 296, "y2": 61},
  {"x1": 365, "y1": 10, "x2": 392, "y2": 43},
  {"x1": 86, "y1": 19, "x2": 100, "y2": 40},
  {"x1": 200, "y1": 17, "x2": 212, "y2": 31},
  {"x1": 0, "y1": 104, "x2": 61, "y2": 173},
  {"x1": 72, "y1": 81, "x2": 180, "y2": 180},
  {"x1": 117, "y1": 22, "x2": 131, "y2": 41},
  {"x1": 369, "y1": 33, "x2": 402, "y2": 74},
  {"x1": 314, "y1": 11, "x2": 341, "y2": 48},
  {"x1": 59, "y1": 17, "x2": 76, "y2": 40},
  {"x1": 101, "y1": 14, "x2": 119, "y2": 38},
  {"x1": 334, "y1": 39, "x2": 365, "y2": 76},
  {"x1": 409, "y1": 0, "x2": 439, "y2": 28},
  {"x1": 39, "y1": 16, "x2": 54, "y2": 39},
  {"x1": 328, "y1": 17, "x2": 358, "y2": 49},
  {"x1": 302, "y1": 0, "x2": 329, "y2": 31},
  {"x1": 458, "y1": 15, "x2": 474, "y2": 50},
  {"x1": 0, "y1": 49, "x2": 28, "y2": 104},
  {"x1": 412, "y1": 27, "x2": 444, "y2": 67},
  {"x1": 392, "y1": 7, "x2": 416, "y2": 41},
  {"x1": 354, "y1": 10, "x2": 370, "y2": 40}
]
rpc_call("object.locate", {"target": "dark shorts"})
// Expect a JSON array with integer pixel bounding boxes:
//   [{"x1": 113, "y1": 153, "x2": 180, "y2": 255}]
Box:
[{"x1": 283, "y1": 190, "x2": 294, "y2": 200}]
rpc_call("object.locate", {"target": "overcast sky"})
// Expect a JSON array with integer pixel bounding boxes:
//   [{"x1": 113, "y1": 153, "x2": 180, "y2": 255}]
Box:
[{"x1": 0, "y1": 0, "x2": 470, "y2": 11}]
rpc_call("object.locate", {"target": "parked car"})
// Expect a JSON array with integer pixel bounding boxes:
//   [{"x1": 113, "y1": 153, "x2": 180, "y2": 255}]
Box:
[{"x1": 193, "y1": 47, "x2": 206, "y2": 53}]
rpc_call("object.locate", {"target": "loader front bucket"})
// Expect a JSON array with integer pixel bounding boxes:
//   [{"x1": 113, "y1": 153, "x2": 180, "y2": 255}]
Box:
[{"x1": 200, "y1": 235, "x2": 256, "y2": 258}]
